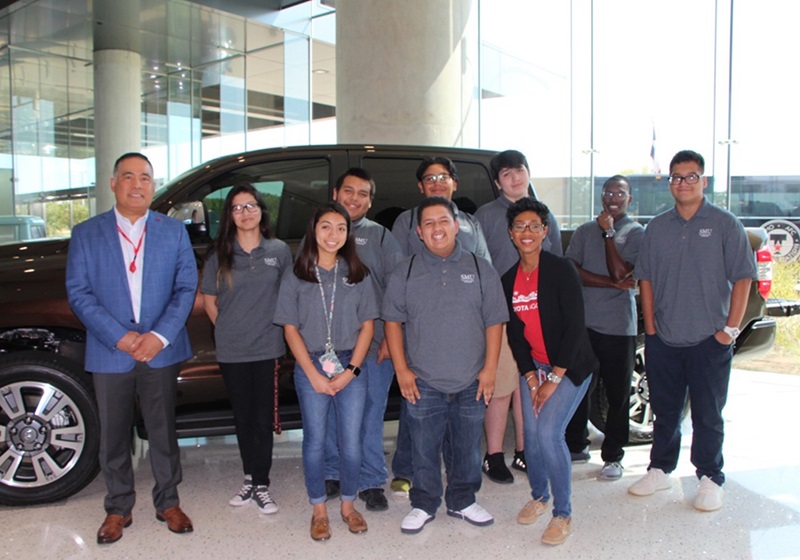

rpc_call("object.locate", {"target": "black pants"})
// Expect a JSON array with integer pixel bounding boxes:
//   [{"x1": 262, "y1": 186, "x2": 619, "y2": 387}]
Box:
[
  {"x1": 219, "y1": 359, "x2": 277, "y2": 487},
  {"x1": 93, "y1": 362, "x2": 181, "y2": 516},
  {"x1": 565, "y1": 329, "x2": 635, "y2": 463}
]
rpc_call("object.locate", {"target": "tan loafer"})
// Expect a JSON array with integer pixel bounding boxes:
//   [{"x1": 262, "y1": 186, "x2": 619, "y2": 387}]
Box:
[
  {"x1": 341, "y1": 509, "x2": 368, "y2": 534},
  {"x1": 97, "y1": 513, "x2": 132, "y2": 544},
  {"x1": 156, "y1": 506, "x2": 194, "y2": 534},
  {"x1": 311, "y1": 515, "x2": 331, "y2": 541}
]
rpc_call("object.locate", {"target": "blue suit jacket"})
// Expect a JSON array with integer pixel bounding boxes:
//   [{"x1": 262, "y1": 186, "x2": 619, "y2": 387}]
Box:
[{"x1": 66, "y1": 209, "x2": 198, "y2": 373}]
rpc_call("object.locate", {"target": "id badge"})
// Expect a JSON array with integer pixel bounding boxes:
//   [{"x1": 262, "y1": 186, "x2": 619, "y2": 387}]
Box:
[{"x1": 319, "y1": 347, "x2": 345, "y2": 378}]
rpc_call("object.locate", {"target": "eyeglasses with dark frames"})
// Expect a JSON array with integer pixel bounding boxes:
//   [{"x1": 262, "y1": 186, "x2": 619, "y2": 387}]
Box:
[
  {"x1": 668, "y1": 173, "x2": 702, "y2": 185},
  {"x1": 232, "y1": 202, "x2": 260, "y2": 214}
]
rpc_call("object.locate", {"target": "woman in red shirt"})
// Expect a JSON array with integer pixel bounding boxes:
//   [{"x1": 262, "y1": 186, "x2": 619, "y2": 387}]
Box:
[{"x1": 501, "y1": 197, "x2": 596, "y2": 546}]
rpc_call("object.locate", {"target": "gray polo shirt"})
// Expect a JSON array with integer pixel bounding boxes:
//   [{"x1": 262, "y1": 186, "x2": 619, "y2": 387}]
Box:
[
  {"x1": 565, "y1": 215, "x2": 644, "y2": 336},
  {"x1": 351, "y1": 216, "x2": 404, "y2": 356},
  {"x1": 636, "y1": 198, "x2": 757, "y2": 347},
  {"x1": 201, "y1": 237, "x2": 292, "y2": 363},
  {"x1": 382, "y1": 242, "x2": 509, "y2": 394},
  {"x1": 391, "y1": 202, "x2": 491, "y2": 263},
  {"x1": 274, "y1": 259, "x2": 380, "y2": 353},
  {"x1": 475, "y1": 195, "x2": 563, "y2": 276}
]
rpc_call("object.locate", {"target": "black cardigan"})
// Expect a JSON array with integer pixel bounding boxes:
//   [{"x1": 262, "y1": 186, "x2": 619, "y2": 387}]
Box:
[{"x1": 501, "y1": 251, "x2": 597, "y2": 387}]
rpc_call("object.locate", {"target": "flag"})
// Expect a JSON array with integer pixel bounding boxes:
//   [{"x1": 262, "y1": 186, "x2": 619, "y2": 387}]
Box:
[{"x1": 650, "y1": 125, "x2": 661, "y2": 175}]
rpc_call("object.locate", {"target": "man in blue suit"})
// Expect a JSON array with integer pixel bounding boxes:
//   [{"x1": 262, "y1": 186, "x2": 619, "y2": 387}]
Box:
[{"x1": 66, "y1": 152, "x2": 198, "y2": 544}]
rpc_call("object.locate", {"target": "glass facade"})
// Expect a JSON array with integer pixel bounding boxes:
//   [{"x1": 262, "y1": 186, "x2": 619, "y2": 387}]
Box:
[{"x1": 0, "y1": 0, "x2": 797, "y2": 242}]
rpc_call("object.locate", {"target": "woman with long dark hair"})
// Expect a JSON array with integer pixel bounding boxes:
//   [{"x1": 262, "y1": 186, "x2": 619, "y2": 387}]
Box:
[
  {"x1": 274, "y1": 201, "x2": 378, "y2": 541},
  {"x1": 201, "y1": 183, "x2": 291, "y2": 514},
  {"x1": 502, "y1": 197, "x2": 596, "y2": 546}
]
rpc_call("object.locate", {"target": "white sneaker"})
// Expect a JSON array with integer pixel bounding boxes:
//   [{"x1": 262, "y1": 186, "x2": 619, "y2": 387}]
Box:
[
  {"x1": 693, "y1": 476, "x2": 724, "y2": 512},
  {"x1": 401, "y1": 508, "x2": 435, "y2": 534},
  {"x1": 229, "y1": 476, "x2": 253, "y2": 506},
  {"x1": 628, "y1": 468, "x2": 672, "y2": 496},
  {"x1": 446, "y1": 502, "x2": 494, "y2": 526},
  {"x1": 599, "y1": 461, "x2": 623, "y2": 481}
]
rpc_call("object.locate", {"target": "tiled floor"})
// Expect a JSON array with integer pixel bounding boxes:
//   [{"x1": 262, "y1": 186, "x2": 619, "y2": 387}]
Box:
[{"x1": 2, "y1": 369, "x2": 799, "y2": 560}]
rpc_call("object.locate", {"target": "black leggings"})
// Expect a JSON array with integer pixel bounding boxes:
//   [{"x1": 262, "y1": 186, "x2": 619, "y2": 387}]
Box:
[{"x1": 219, "y1": 359, "x2": 277, "y2": 486}]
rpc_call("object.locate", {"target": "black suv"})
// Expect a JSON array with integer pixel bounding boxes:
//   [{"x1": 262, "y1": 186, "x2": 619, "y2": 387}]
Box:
[{"x1": 0, "y1": 144, "x2": 780, "y2": 506}]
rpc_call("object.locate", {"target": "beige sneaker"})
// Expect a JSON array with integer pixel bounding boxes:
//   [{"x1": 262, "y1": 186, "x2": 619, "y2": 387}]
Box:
[
  {"x1": 541, "y1": 516, "x2": 572, "y2": 545},
  {"x1": 628, "y1": 467, "x2": 672, "y2": 496},
  {"x1": 693, "y1": 476, "x2": 723, "y2": 512},
  {"x1": 517, "y1": 499, "x2": 547, "y2": 525}
]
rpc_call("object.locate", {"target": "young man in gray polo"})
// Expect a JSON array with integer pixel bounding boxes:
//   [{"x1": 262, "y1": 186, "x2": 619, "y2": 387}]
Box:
[
  {"x1": 564, "y1": 175, "x2": 644, "y2": 480},
  {"x1": 383, "y1": 197, "x2": 507, "y2": 534},
  {"x1": 628, "y1": 150, "x2": 756, "y2": 512}
]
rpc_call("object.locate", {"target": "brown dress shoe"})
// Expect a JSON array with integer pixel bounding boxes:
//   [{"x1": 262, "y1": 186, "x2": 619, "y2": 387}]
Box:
[
  {"x1": 156, "y1": 506, "x2": 194, "y2": 534},
  {"x1": 310, "y1": 515, "x2": 331, "y2": 541},
  {"x1": 97, "y1": 513, "x2": 132, "y2": 544},
  {"x1": 341, "y1": 509, "x2": 368, "y2": 534}
]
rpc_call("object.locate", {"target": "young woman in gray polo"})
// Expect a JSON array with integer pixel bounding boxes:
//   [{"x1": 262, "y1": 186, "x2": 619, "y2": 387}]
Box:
[
  {"x1": 201, "y1": 183, "x2": 291, "y2": 515},
  {"x1": 274, "y1": 201, "x2": 379, "y2": 541}
]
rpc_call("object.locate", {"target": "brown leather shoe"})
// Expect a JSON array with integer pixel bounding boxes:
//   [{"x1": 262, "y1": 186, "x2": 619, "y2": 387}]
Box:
[
  {"x1": 97, "y1": 513, "x2": 132, "y2": 544},
  {"x1": 310, "y1": 515, "x2": 331, "y2": 541},
  {"x1": 156, "y1": 506, "x2": 194, "y2": 534},
  {"x1": 341, "y1": 509, "x2": 368, "y2": 534}
]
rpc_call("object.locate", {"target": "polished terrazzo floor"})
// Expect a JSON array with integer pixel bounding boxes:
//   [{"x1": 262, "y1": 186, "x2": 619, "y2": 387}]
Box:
[{"x1": 2, "y1": 368, "x2": 799, "y2": 560}]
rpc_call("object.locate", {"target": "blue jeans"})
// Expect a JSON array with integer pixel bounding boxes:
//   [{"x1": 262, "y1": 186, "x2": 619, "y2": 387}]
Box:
[
  {"x1": 391, "y1": 399, "x2": 413, "y2": 480},
  {"x1": 323, "y1": 354, "x2": 395, "y2": 490},
  {"x1": 294, "y1": 350, "x2": 366, "y2": 504},
  {"x1": 520, "y1": 365, "x2": 591, "y2": 518},
  {"x1": 645, "y1": 334, "x2": 732, "y2": 486},
  {"x1": 406, "y1": 378, "x2": 485, "y2": 514}
]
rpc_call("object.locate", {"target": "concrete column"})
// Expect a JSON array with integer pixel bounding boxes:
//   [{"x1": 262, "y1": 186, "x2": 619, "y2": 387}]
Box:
[
  {"x1": 93, "y1": 0, "x2": 142, "y2": 214},
  {"x1": 335, "y1": 0, "x2": 479, "y2": 147}
]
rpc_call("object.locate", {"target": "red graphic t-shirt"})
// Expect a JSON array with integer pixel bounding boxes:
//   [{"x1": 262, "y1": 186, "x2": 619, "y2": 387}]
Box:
[{"x1": 512, "y1": 265, "x2": 549, "y2": 365}]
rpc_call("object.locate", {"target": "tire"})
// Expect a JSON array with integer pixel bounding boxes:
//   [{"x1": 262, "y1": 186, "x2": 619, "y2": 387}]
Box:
[
  {"x1": 0, "y1": 352, "x2": 100, "y2": 506},
  {"x1": 589, "y1": 343, "x2": 690, "y2": 445}
]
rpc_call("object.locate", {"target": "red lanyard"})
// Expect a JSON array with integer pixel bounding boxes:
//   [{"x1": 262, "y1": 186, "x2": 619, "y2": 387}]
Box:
[{"x1": 116, "y1": 225, "x2": 146, "y2": 273}]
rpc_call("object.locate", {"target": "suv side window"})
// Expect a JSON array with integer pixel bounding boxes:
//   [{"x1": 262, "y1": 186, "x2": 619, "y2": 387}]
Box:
[
  {"x1": 362, "y1": 156, "x2": 495, "y2": 228},
  {"x1": 172, "y1": 158, "x2": 330, "y2": 242}
]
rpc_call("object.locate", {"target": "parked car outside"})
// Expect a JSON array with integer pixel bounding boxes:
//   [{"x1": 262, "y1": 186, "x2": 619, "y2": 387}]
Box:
[{"x1": 0, "y1": 144, "x2": 790, "y2": 506}]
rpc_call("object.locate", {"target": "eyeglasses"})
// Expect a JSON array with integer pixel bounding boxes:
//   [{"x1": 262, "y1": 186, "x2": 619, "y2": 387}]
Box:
[
  {"x1": 668, "y1": 173, "x2": 702, "y2": 185},
  {"x1": 511, "y1": 222, "x2": 546, "y2": 233},
  {"x1": 232, "y1": 202, "x2": 260, "y2": 214},
  {"x1": 421, "y1": 173, "x2": 453, "y2": 184},
  {"x1": 602, "y1": 191, "x2": 629, "y2": 200}
]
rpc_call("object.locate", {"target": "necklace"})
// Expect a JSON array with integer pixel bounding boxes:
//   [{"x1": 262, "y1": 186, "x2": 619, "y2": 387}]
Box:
[{"x1": 117, "y1": 225, "x2": 146, "y2": 273}]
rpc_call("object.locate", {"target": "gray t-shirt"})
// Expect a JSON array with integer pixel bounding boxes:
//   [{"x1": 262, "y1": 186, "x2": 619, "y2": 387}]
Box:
[
  {"x1": 636, "y1": 198, "x2": 757, "y2": 346},
  {"x1": 475, "y1": 195, "x2": 563, "y2": 277},
  {"x1": 200, "y1": 237, "x2": 292, "y2": 363},
  {"x1": 565, "y1": 215, "x2": 644, "y2": 336},
  {"x1": 382, "y1": 242, "x2": 509, "y2": 393},
  {"x1": 391, "y1": 202, "x2": 491, "y2": 263},
  {"x1": 274, "y1": 259, "x2": 380, "y2": 353}
]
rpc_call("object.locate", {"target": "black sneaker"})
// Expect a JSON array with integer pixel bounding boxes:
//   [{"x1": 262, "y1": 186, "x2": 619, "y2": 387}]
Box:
[
  {"x1": 325, "y1": 479, "x2": 340, "y2": 499},
  {"x1": 570, "y1": 447, "x2": 591, "y2": 463},
  {"x1": 482, "y1": 452, "x2": 514, "y2": 484},
  {"x1": 511, "y1": 449, "x2": 527, "y2": 472},
  {"x1": 358, "y1": 488, "x2": 389, "y2": 511}
]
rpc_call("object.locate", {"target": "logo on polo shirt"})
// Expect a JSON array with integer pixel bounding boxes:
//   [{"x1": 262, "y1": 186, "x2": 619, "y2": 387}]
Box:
[
  {"x1": 461, "y1": 274, "x2": 476, "y2": 283},
  {"x1": 459, "y1": 222, "x2": 471, "y2": 233},
  {"x1": 699, "y1": 228, "x2": 713, "y2": 238},
  {"x1": 264, "y1": 257, "x2": 278, "y2": 266},
  {"x1": 355, "y1": 237, "x2": 368, "y2": 246}
]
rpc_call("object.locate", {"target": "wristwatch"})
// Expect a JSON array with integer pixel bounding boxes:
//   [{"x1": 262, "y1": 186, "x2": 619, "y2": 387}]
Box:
[
  {"x1": 346, "y1": 363, "x2": 361, "y2": 377},
  {"x1": 602, "y1": 228, "x2": 616, "y2": 239},
  {"x1": 723, "y1": 325, "x2": 740, "y2": 339},
  {"x1": 545, "y1": 371, "x2": 562, "y2": 384}
]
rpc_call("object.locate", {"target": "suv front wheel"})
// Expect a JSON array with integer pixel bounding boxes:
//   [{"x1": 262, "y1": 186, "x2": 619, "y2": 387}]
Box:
[{"x1": 0, "y1": 352, "x2": 100, "y2": 506}]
